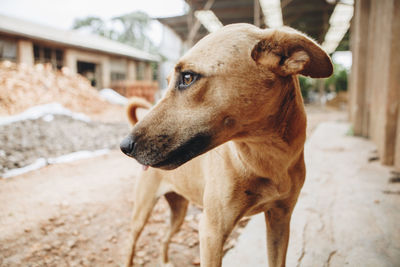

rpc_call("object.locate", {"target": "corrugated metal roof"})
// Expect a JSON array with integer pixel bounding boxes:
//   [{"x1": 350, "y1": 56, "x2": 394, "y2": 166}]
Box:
[
  {"x1": 158, "y1": 0, "x2": 337, "y2": 45},
  {"x1": 0, "y1": 14, "x2": 160, "y2": 62}
]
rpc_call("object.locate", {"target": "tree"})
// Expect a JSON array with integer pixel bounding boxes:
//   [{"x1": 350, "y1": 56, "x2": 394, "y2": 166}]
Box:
[
  {"x1": 72, "y1": 16, "x2": 116, "y2": 39},
  {"x1": 325, "y1": 63, "x2": 348, "y2": 93},
  {"x1": 112, "y1": 11, "x2": 152, "y2": 50},
  {"x1": 72, "y1": 11, "x2": 156, "y2": 52}
]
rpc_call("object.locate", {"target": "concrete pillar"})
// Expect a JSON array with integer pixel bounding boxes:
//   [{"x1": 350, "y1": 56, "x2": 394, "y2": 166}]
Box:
[
  {"x1": 17, "y1": 40, "x2": 34, "y2": 65},
  {"x1": 127, "y1": 60, "x2": 137, "y2": 81},
  {"x1": 101, "y1": 57, "x2": 110, "y2": 88},
  {"x1": 63, "y1": 49, "x2": 77, "y2": 73},
  {"x1": 145, "y1": 62, "x2": 153, "y2": 81}
]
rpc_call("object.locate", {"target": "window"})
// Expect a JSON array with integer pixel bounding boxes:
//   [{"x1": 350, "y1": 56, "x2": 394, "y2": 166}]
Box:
[
  {"x1": 77, "y1": 61, "x2": 97, "y2": 87},
  {"x1": 0, "y1": 38, "x2": 17, "y2": 61},
  {"x1": 33, "y1": 44, "x2": 64, "y2": 69},
  {"x1": 111, "y1": 72, "x2": 126, "y2": 81},
  {"x1": 110, "y1": 58, "x2": 127, "y2": 82}
]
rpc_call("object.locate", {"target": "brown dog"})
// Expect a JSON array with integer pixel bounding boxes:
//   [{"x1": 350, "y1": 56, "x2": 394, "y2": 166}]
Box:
[{"x1": 120, "y1": 23, "x2": 332, "y2": 267}]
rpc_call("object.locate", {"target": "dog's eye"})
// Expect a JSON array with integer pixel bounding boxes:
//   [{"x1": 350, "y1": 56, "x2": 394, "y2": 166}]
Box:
[
  {"x1": 178, "y1": 72, "x2": 199, "y2": 90},
  {"x1": 183, "y1": 73, "x2": 193, "y2": 85}
]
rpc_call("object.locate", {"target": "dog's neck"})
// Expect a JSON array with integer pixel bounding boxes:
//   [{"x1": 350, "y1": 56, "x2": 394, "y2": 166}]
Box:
[{"x1": 232, "y1": 76, "x2": 306, "y2": 179}]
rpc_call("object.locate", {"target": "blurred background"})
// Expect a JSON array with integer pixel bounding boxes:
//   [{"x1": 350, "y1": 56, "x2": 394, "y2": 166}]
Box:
[{"x1": 0, "y1": 0, "x2": 399, "y2": 266}]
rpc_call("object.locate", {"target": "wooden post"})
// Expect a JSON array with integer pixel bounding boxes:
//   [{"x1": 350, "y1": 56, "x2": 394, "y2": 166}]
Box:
[
  {"x1": 254, "y1": 0, "x2": 260, "y2": 27},
  {"x1": 350, "y1": 0, "x2": 400, "y2": 166},
  {"x1": 384, "y1": 0, "x2": 400, "y2": 165},
  {"x1": 394, "y1": 0, "x2": 400, "y2": 170},
  {"x1": 186, "y1": 0, "x2": 215, "y2": 48},
  {"x1": 349, "y1": 0, "x2": 370, "y2": 136},
  {"x1": 186, "y1": 0, "x2": 194, "y2": 49}
]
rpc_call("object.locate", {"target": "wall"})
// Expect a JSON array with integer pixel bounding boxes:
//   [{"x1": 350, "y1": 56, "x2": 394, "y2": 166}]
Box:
[
  {"x1": 64, "y1": 48, "x2": 110, "y2": 88},
  {"x1": 2, "y1": 34, "x2": 155, "y2": 89},
  {"x1": 349, "y1": 0, "x2": 400, "y2": 169}
]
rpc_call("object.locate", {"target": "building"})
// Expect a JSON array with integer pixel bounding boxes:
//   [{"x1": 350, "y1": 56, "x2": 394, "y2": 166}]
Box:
[{"x1": 0, "y1": 14, "x2": 160, "y2": 89}]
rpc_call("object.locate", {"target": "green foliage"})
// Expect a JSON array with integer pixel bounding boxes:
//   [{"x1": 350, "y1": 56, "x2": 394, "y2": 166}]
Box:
[
  {"x1": 112, "y1": 11, "x2": 152, "y2": 50},
  {"x1": 325, "y1": 63, "x2": 348, "y2": 92},
  {"x1": 298, "y1": 62, "x2": 349, "y2": 102},
  {"x1": 73, "y1": 16, "x2": 116, "y2": 39},
  {"x1": 346, "y1": 125, "x2": 354, "y2": 136},
  {"x1": 72, "y1": 11, "x2": 157, "y2": 53},
  {"x1": 298, "y1": 76, "x2": 315, "y2": 99}
]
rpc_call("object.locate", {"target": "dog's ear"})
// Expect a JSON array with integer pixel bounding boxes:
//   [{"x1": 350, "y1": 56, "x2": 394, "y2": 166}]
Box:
[
  {"x1": 126, "y1": 97, "x2": 152, "y2": 125},
  {"x1": 251, "y1": 28, "x2": 333, "y2": 78}
]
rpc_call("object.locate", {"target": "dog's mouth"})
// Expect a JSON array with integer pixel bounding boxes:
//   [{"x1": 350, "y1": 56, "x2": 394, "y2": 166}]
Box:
[
  {"x1": 122, "y1": 132, "x2": 213, "y2": 170},
  {"x1": 151, "y1": 133, "x2": 212, "y2": 170}
]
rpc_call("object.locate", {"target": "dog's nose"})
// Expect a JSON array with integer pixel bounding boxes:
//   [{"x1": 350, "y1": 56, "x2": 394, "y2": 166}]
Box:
[{"x1": 120, "y1": 135, "x2": 135, "y2": 156}]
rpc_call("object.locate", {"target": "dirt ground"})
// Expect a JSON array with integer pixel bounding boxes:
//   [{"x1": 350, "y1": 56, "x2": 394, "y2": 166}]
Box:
[{"x1": 0, "y1": 104, "x2": 346, "y2": 267}]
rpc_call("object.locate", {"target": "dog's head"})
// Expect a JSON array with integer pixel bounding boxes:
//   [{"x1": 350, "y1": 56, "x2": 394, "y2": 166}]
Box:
[{"x1": 120, "y1": 24, "x2": 332, "y2": 170}]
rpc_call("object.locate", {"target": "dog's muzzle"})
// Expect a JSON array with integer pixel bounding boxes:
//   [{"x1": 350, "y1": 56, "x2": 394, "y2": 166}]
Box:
[{"x1": 120, "y1": 132, "x2": 213, "y2": 170}]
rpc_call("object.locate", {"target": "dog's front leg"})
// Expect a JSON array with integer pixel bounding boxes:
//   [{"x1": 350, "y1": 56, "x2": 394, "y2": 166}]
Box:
[
  {"x1": 199, "y1": 200, "x2": 239, "y2": 267},
  {"x1": 125, "y1": 171, "x2": 162, "y2": 267},
  {"x1": 264, "y1": 205, "x2": 293, "y2": 267}
]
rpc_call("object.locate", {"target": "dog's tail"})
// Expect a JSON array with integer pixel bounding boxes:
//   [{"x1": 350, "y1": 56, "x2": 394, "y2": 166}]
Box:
[{"x1": 126, "y1": 97, "x2": 152, "y2": 125}]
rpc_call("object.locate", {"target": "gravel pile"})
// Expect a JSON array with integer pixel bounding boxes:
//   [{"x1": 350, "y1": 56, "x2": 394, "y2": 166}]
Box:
[{"x1": 0, "y1": 115, "x2": 130, "y2": 177}]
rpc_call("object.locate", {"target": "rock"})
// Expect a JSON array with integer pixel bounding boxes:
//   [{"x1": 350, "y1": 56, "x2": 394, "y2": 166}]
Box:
[
  {"x1": 80, "y1": 258, "x2": 91, "y2": 266},
  {"x1": 188, "y1": 239, "x2": 198, "y2": 248},
  {"x1": 69, "y1": 260, "x2": 81, "y2": 267},
  {"x1": 192, "y1": 257, "x2": 200, "y2": 265},
  {"x1": 136, "y1": 250, "x2": 146, "y2": 257},
  {"x1": 54, "y1": 220, "x2": 65, "y2": 227},
  {"x1": 43, "y1": 244, "x2": 52, "y2": 251},
  {"x1": 67, "y1": 239, "x2": 77, "y2": 249},
  {"x1": 52, "y1": 240, "x2": 62, "y2": 248},
  {"x1": 135, "y1": 258, "x2": 145, "y2": 265},
  {"x1": 60, "y1": 201, "x2": 69, "y2": 207}
]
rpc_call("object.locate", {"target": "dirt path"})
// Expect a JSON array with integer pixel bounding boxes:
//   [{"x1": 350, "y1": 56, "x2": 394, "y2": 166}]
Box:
[
  {"x1": 0, "y1": 105, "x2": 346, "y2": 267},
  {"x1": 0, "y1": 150, "x2": 245, "y2": 267}
]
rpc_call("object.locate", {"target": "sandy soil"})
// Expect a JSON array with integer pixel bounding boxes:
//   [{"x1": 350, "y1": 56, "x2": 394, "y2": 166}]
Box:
[{"x1": 0, "y1": 104, "x2": 346, "y2": 267}]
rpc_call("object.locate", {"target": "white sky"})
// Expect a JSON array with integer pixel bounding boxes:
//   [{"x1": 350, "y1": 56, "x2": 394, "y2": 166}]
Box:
[
  {"x1": 0, "y1": 0, "x2": 352, "y2": 66},
  {"x1": 0, "y1": 0, "x2": 187, "y2": 44},
  {"x1": 332, "y1": 51, "x2": 352, "y2": 70}
]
